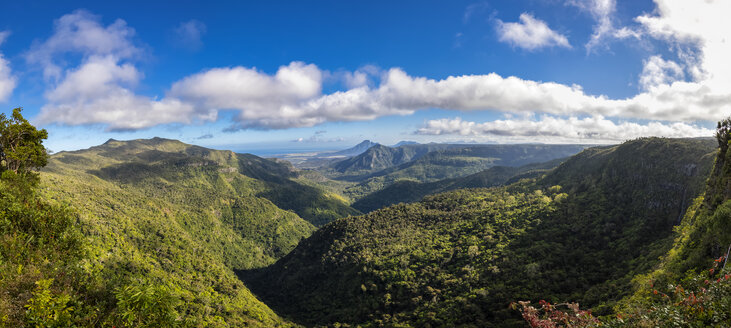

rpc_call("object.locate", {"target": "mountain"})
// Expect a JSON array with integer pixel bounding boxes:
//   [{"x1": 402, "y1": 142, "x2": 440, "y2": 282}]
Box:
[
  {"x1": 351, "y1": 158, "x2": 565, "y2": 213},
  {"x1": 0, "y1": 137, "x2": 324, "y2": 326},
  {"x1": 329, "y1": 140, "x2": 378, "y2": 157},
  {"x1": 56, "y1": 138, "x2": 359, "y2": 226},
  {"x1": 331, "y1": 144, "x2": 428, "y2": 174},
  {"x1": 242, "y1": 137, "x2": 717, "y2": 327},
  {"x1": 392, "y1": 140, "x2": 419, "y2": 147},
  {"x1": 331, "y1": 143, "x2": 585, "y2": 177},
  {"x1": 27, "y1": 138, "x2": 361, "y2": 326},
  {"x1": 340, "y1": 144, "x2": 587, "y2": 199}
]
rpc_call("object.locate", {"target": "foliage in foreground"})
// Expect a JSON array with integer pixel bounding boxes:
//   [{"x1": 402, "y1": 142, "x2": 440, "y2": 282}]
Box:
[{"x1": 515, "y1": 258, "x2": 731, "y2": 327}]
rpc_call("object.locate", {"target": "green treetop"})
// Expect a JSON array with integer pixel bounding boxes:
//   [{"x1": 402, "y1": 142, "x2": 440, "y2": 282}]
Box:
[{"x1": 0, "y1": 108, "x2": 49, "y2": 177}]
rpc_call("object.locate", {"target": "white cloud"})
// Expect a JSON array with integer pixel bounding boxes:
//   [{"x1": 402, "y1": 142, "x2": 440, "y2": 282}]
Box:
[
  {"x1": 639, "y1": 55, "x2": 684, "y2": 90},
  {"x1": 0, "y1": 31, "x2": 16, "y2": 102},
  {"x1": 567, "y1": 0, "x2": 640, "y2": 52},
  {"x1": 169, "y1": 62, "x2": 323, "y2": 129},
  {"x1": 44, "y1": 59, "x2": 728, "y2": 131},
  {"x1": 463, "y1": 2, "x2": 490, "y2": 23},
  {"x1": 38, "y1": 56, "x2": 201, "y2": 130},
  {"x1": 172, "y1": 20, "x2": 206, "y2": 50},
  {"x1": 496, "y1": 13, "x2": 571, "y2": 50},
  {"x1": 416, "y1": 116, "x2": 714, "y2": 143},
  {"x1": 34, "y1": 11, "x2": 199, "y2": 131},
  {"x1": 332, "y1": 65, "x2": 381, "y2": 89},
  {"x1": 278, "y1": 67, "x2": 728, "y2": 124},
  {"x1": 33, "y1": 2, "x2": 731, "y2": 141},
  {"x1": 26, "y1": 9, "x2": 141, "y2": 80},
  {"x1": 636, "y1": 0, "x2": 731, "y2": 90}
]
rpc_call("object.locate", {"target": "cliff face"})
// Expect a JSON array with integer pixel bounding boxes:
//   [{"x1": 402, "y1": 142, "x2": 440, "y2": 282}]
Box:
[{"x1": 640, "y1": 120, "x2": 731, "y2": 287}]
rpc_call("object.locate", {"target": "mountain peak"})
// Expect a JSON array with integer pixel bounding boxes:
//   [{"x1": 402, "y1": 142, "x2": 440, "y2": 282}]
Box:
[{"x1": 330, "y1": 140, "x2": 380, "y2": 157}]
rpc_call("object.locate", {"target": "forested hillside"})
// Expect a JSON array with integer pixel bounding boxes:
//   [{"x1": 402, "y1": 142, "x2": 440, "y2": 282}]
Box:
[
  {"x1": 512, "y1": 122, "x2": 731, "y2": 327},
  {"x1": 1, "y1": 135, "x2": 361, "y2": 327},
  {"x1": 595, "y1": 122, "x2": 731, "y2": 327},
  {"x1": 0, "y1": 111, "x2": 297, "y2": 326},
  {"x1": 352, "y1": 158, "x2": 564, "y2": 213},
  {"x1": 243, "y1": 137, "x2": 717, "y2": 327},
  {"x1": 51, "y1": 138, "x2": 359, "y2": 226}
]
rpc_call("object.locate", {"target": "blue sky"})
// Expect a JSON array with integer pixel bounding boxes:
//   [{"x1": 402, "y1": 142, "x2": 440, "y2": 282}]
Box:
[{"x1": 0, "y1": 0, "x2": 728, "y2": 154}]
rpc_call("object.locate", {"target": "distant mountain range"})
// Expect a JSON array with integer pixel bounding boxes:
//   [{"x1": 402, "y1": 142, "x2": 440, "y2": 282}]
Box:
[
  {"x1": 392, "y1": 140, "x2": 420, "y2": 147},
  {"x1": 320, "y1": 143, "x2": 589, "y2": 199}
]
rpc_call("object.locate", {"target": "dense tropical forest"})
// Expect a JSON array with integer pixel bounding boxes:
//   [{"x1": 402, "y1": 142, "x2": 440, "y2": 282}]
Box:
[
  {"x1": 243, "y1": 137, "x2": 720, "y2": 327},
  {"x1": 1, "y1": 107, "x2": 730, "y2": 327}
]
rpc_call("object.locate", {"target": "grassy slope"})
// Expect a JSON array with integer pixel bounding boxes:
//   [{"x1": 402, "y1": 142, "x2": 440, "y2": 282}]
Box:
[
  {"x1": 37, "y1": 138, "x2": 345, "y2": 326},
  {"x1": 243, "y1": 138, "x2": 716, "y2": 327}
]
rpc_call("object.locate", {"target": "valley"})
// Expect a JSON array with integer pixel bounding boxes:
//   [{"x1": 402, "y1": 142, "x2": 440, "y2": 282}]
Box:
[
  {"x1": 1, "y1": 111, "x2": 729, "y2": 327},
  {"x1": 3, "y1": 3, "x2": 730, "y2": 327},
  {"x1": 243, "y1": 137, "x2": 719, "y2": 327}
]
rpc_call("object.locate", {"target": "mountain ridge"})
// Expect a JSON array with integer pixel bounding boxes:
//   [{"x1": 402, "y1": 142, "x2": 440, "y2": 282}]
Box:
[{"x1": 50, "y1": 138, "x2": 360, "y2": 227}]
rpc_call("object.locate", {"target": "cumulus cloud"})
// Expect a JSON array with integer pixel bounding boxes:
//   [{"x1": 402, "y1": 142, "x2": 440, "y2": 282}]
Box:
[
  {"x1": 33, "y1": 1, "x2": 731, "y2": 142},
  {"x1": 275, "y1": 67, "x2": 728, "y2": 124},
  {"x1": 636, "y1": 0, "x2": 731, "y2": 90},
  {"x1": 38, "y1": 55, "x2": 201, "y2": 130},
  {"x1": 172, "y1": 20, "x2": 206, "y2": 50},
  {"x1": 169, "y1": 62, "x2": 323, "y2": 129},
  {"x1": 496, "y1": 13, "x2": 571, "y2": 50},
  {"x1": 567, "y1": 0, "x2": 641, "y2": 52},
  {"x1": 337, "y1": 65, "x2": 381, "y2": 89},
  {"x1": 0, "y1": 31, "x2": 16, "y2": 102},
  {"x1": 639, "y1": 55, "x2": 684, "y2": 90},
  {"x1": 33, "y1": 11, "x2": 202, "y2": 131},
  {"x1": 416, "y1": 116, "x2": 714, "y2": 143},
  {"x1": 43, "y1": 58, "x2": 729, "y2": 131},
  {"x1": 26, "y1": 10, "x2": 141, "y2": 80}
]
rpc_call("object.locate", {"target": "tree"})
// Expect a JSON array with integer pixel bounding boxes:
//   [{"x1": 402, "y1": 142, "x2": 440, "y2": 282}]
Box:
[
  {"x1": 0, "y1": 107, "x2": 49, "y2": 176},
  {"x1": 717, "y1": 117, "x2": 731, "y2": 152}
]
